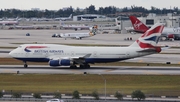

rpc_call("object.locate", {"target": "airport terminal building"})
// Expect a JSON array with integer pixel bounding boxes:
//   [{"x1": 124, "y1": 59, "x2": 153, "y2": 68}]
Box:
[
  {"x1": 135, "y1": 13, "x2": 180, "y2": 28},
  {"x1": 120, "y1": 13, "x2": 180, "y2": 33},
  {"x1": 73, "y1": 14, "x2": 107, "y2": 21},
  {"x1": 72, "y1": 13, "x2": 180, "y2": 33},
  {"x1": 1, "y1": 13, "x2": 180, "y2": 34}
]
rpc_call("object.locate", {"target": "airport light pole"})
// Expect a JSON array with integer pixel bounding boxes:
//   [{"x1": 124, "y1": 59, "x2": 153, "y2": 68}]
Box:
[
  {"x1": 172, "y1": 12, "x2": 177, "y2": 27},
  {"x1": 172, "y1": 12, "x2": 174, "y2": 27},
  {"x1": 99, "y1": 73, "x2": 106, "y2": 101}
]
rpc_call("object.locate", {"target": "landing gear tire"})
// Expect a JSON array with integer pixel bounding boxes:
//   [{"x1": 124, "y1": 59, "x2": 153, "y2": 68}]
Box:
[
  {"x1": 24, "y1": 64, "x2": 28, "y2": 68},
  {"x1": 80, "y1": 65, "x2": 84, "y2": 68},
  {"x1": 79, "y1": 64, "x2": 90, "y2": 68},
  {"x1": 23, "y1": 61, "x2": 28, "y2": 68},
  {"x1": 86, "y1": 64, "x2": 90, "y2": 68},
  {"x1": 70, "y1": 65, "x2": 77, "y2": 69},
  {"x1": 170, "y1": 38, "x2": 174, "y2": 41}
]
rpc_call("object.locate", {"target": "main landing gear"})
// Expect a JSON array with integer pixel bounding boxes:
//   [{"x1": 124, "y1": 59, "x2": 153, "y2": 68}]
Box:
[
  {"x1": 79, "y1": 64, "x2": 90, "y2": 68},
  {"x1": 69, "y1": 64, "x2": 90, "y2": 69},
  {"x1": 69, "y1": 65, "x2": 77, "y2": 69},
  {"x1": 23, "y1": 61, "x2": 28, "y2": 68}
]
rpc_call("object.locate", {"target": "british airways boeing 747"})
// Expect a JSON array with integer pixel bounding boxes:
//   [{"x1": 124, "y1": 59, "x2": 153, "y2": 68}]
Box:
[{"x1": 9, "y1": 23, "x2": 164, "y2": 68}]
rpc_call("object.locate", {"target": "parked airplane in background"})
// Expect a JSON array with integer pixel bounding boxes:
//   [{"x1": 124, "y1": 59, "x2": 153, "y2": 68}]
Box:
[
  {"x1": 53, "y1": 25, "x2": 97, "y2": 40},
  {"x1": 128, "y1": 16, "x2": 149, "y2": 33},
  {"x1": 98, "y1": 18, "x2": 121, "y2": 31},
  {"x1": 9, "y1": 23, "x2": 164, "y2": 68},
  {"x1": 60, "y1": 21, "x2": 90, "y2": 31},
  {"x1": 55, "y1": 14, "x2": 72, "y2": 21},
  {"x1": 0, "y1": 17, "x2": 19, "y2": 25},
  {"x1": 81, "y1": 17, "x2": 92, "y2": 21},
  {"x1": 129, "y1": 16, "x2": 180, "y2": 40},
  {"x1": 0, "y1": 20, "x2": 19, "y2": 25},
  {"x1": 0, "y1": 18, "x2": 4, "y2": 21}
]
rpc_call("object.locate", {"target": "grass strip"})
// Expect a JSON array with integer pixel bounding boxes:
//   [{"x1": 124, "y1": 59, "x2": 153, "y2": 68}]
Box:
[{"x1": 0, "y1": 74, "x2": 180, "y2": 96}]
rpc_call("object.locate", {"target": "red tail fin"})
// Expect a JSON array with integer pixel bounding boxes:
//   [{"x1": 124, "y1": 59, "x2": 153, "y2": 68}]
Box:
[{"x1": 129, "y1": 16, "x2": 149, "y2": 33}]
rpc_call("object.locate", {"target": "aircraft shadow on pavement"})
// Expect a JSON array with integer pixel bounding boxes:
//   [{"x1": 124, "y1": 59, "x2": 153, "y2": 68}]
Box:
[
  {"x1": 1, "y1": 66, "x2": 180, "y2": 71},
  {"x1": 0, "y1": 66, "x2": 118, "y2": 70}
]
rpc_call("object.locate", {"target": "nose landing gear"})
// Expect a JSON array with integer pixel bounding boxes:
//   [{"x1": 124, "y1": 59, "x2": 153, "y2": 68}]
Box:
[{"x1": 23, "y1": 61, "x2": 28, "y2": 68}]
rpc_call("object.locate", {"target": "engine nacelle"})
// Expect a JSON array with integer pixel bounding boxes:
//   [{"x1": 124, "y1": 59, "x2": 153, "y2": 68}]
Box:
[
  {"x1": 168, "y1": 34, "x2": 174, "y2": 39},
  {"x1": 75, "y1": 36, "x2": 81, "y2": 39},
  {"x1": 75, "y1": 28, "x2": 81, "y2": 31},
  {"x1": 49, "y1": 59, "x2": 73, "y2": 66}
]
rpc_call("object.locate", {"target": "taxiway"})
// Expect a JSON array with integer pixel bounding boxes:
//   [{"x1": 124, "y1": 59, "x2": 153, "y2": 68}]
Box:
[
  {"x1": 0, "y1": 29, "x2": 180, "y2": 75},
  {"x1": 0, "y1": 65, "x2": 180, "y2": 75}
]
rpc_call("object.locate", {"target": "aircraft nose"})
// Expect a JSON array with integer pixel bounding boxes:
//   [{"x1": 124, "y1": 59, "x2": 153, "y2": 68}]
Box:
[
  {"x1": 9, "y1": 51, "x2": 13, "y2": 56},
  {"x1": 9, "y1": 50, "x2": 15, "y2": 57}
]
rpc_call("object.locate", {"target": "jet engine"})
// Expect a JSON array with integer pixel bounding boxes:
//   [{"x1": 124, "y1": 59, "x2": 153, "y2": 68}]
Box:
[
  {"x1": 167, "y1": 34, "x2": 174, "y2": 39},
  {"x1": 74, "y1": 28, "x2": 81, "y2": 31},
  {"x1": 49, "y1": 59, "x2": 73, "y2": 66}
]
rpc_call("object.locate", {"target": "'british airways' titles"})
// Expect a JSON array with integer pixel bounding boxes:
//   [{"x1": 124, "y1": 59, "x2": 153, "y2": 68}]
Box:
[{"x1": 34, "y1": 50, "x2": 64, "y2": 53}]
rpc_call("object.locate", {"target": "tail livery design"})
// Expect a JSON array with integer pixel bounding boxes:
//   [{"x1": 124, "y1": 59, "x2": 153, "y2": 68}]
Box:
[
  {"x1": 130, "y1": 23, "x2": 164, "y2": 52},
  {"x1": 68, "y1": 14, "x2": 72, "y2": 18},
  {"x1": 129, "y1": 16, "x2": 149, "y2": 33},
  {"x1": 89, "y1": 25, "x2": 98, "y2": 36}
]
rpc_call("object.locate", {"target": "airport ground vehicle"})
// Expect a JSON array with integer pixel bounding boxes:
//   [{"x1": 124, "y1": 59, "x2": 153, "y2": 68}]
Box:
[
  {"x1": 46, "y1": 99, "x2": 64, "y2": 102},
  {"x1": 52, "y1": 34, "x2": 60, "y2": 37}
]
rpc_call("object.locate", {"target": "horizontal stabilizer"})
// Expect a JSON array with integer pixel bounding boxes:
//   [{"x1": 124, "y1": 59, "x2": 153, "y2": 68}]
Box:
[
  {"x1": 161, "y1": 46, "x2": 170, "y2": 51},
  {"x1": 137, "y1": 49, "x2": 157, "y2": 52}
]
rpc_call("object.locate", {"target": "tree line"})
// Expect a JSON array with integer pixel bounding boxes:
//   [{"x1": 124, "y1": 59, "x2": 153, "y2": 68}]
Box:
[
  {"x1": 0, "y1": 5, "x2": 179, "y2": 18},
  {"x1": 0, "y1": 89, "x2": 146, "y2": 101}
]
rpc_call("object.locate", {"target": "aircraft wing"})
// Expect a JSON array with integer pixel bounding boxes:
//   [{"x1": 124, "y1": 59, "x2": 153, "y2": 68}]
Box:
[
  {"x1": 49, "y1": 53, "x2": 91, "y2": 65},
  {"x1": 70, "y1": 54, "x2": 91, "y2": 64}
]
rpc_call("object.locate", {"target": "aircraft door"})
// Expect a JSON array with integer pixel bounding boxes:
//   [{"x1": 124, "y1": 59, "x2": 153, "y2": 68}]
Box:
[
  {"x1": 93, "y1": 51, "x2": 97, "y2": 57},
  {"x1": 43, "y1": 48, "x2": 48, "y2": 57},
  {"x1": 126, "y1": 51, "x2": 130, "y2": 58},
  {"x1": 25, "y1": 52, "x2": 30, "y2": 57},
  {"x1": 71, "y1": 51, "x2": 75, "y2": 57}
]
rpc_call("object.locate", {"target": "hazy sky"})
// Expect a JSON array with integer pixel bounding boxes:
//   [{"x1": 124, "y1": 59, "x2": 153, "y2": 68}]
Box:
[{"x1": 0, "y1": 0, "x2": 179, "y2": 10}]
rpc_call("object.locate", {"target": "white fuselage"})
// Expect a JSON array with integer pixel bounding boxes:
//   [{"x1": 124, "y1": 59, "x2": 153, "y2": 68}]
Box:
[
  {"x1": 9, "y1": 23, "x2": 163, "y2": 68},
  {"x1": 61, "y1": 25, "x2": 90, "y2": 30},
  {"x1": 163, "y1": 27, "x2": 180, "y2": 34},
  {"x1": 0, "y1": 21, "x2": 18, "y2": 25},
  {"x1": 9, "y1": 44, "x2": 155, "y2": 63},
  {"x1": 60, "y1": 33, "x2": 92, "y2": 39}
]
